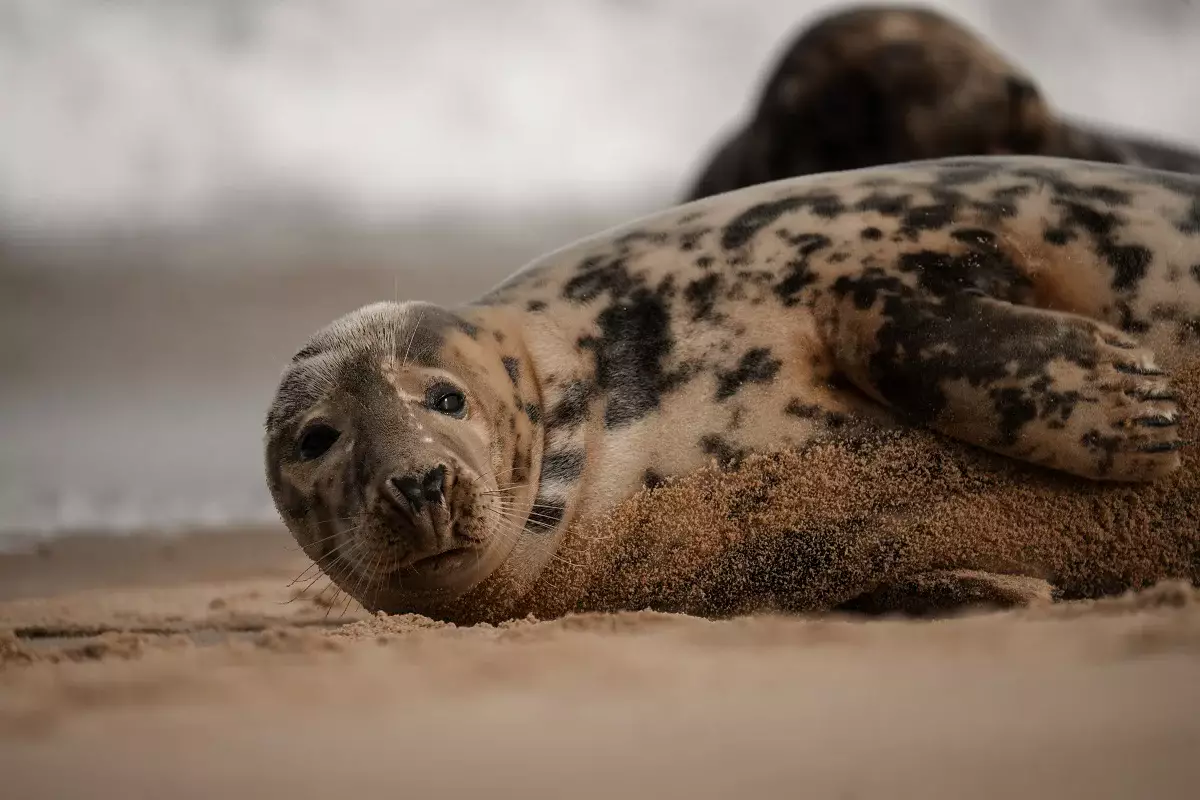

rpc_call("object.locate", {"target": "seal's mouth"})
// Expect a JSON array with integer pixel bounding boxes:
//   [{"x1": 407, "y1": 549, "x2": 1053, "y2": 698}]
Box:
[{"x1": 410, "y1": 545, "x2": 476, "y2": 574}]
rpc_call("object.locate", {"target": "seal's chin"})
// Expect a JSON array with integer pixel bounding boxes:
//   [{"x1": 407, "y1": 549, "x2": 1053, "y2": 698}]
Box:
[
  {"x1": 347, "y1": 499, "x2": 514, "y2": 614},
  {"x1": 409, "y1": 545, "x2": 478, "y2": 574},
  {"x1": 361, "y1": 537, "x2": 511, "y2": 616}
]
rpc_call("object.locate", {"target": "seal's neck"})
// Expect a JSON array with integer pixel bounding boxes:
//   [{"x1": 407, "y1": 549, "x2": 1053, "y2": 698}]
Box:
[{"x1": 448, "y1": 304, "x2": 592, "y2": 619}]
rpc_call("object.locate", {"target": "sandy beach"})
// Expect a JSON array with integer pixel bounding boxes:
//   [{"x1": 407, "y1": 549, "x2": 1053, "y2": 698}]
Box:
[{"x1": 2, "y1": 528, "x2": 1199, "y2": 800}]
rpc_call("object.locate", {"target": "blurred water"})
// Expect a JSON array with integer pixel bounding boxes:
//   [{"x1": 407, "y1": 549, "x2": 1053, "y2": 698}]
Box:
[
  {"x1": 2, "y1": 0, "x2": 1198, "y2": 234},
  {"x1": 1, "y1": 0, "x2": 1198, "y2": 546}
]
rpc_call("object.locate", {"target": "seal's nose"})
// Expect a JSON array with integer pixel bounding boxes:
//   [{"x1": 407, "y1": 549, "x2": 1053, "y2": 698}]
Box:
[{"x1": 387, "y1": 465, "x2": 446, "y2": 513}]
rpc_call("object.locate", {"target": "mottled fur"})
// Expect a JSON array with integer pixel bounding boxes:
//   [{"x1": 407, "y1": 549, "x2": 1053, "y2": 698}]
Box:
[
  {"x1": 265, "y1": 156, "x2": 1200, "y2": 618},
  {"x1": 687, "y1": 6, "x2": 1200, "y2": 201}
]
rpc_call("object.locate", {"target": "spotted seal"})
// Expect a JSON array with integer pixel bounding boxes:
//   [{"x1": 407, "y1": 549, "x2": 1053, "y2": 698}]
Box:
[
  {"x1": 687, "y1": 6, "x2": 1200, "y2": 201},
  {"x1": 265, "y1": 155, "x2": 1200, "y2": 620}
]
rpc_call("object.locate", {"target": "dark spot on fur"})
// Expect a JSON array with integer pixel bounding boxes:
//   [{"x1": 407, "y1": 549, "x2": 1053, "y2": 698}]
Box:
[
  {"x1": 901, "y1": 201, "x2": 957, "y2": 232},
  {"x1": 563, "y1": 256, "x2": 635, "y2": 304},
  {"x1": 1057, "y1": 199, "x2": 1116, "y2": 237},
  {"x1": 456, "y1": 320, "x2": 480, "y2": 339},
  {"x1": 524, "y1": 402, "x2": 541, "y2": 425},
  {"x1": 1192, "y1": 264, "x2": 1200, "y2": 285},
  {"x1": 774, "y1": 233, "x2": 832, "y2": 306},
  {"x1": 641, "y1": 469, "x2": 666, "y2": 490},
  {"x1": 722, "y1": 194, "x2": 844, "y2": 250},
  {"x1": 784, "y1": 398, "x2": 848, "y2": 429},
  {"x1": 856, "y1": 193, "x2": 910, "y2": 217},
  {"x1": 989, "y1": 387, "x2": 1039, "y2": 446},
  {"x1": 1043, "y1": 228, "x2": 1073, "y2": 246},
  {"x1": 541, "y1": 449, "x2": 586, "y2": 483},
  {"x1": 1149, "y1": 174, "x2": 1200, "y2": 233},
  {"x1": 806, "y1": 193, "x2": 846, "y2": 218},
  {"x1": 527, "y1": 300, "x2": 547, "y2": 312},
  {"x1": 1117, "y1": 302, "x2": 1152, "y2": 335},
  {"x1": 1178, "y1": 198, "x2": 1200, "y2": 235},
  {"x1": 716, "y1": 348, "x2": 782, "y2": 401},
  {"x1": 1104, "y1": 244, "x2": 1153, "y2": 292},
  {"x1": 525, "y1": 493, "x2": 565, "y2": 534},
  {"x1": 723, "y1": 201, "x2": 800, "y2": 250},
  {"x1": 684, "y1": 273, "x2": 722, "y2": 321},
  {"x1": 616, "y1": 229, "x2": 671, "y2": 248},
  {"x1": 581, "y1": 276, "x2": 683, "y2": 428},
  {"x1": 784, "y1": 399, "x2": 820, "y2": 419},
  {"x1": 973, "y1": 184, "x2": 1029, "y2": 221},
  {"x1": 680, "y1": 228, "x2": 708, "y2": 252},
  {"x1": 696, "y1": 255, "x2": 715, "y2": 269},
  {"x1": 950, "y1": 228, "x2": 997, "y2": 248},
  {"x1": 896, "y1": 246, "x2": 1031, "y2": 302},
  {"x1": 700, "y1": 434, "x2": 745, "y2": 469},
  {"x1": 502, "y1": 356, "x2": 520, "y2": 385},
  {"x1": 546, "y1": 380, "x2": 593, "y2": 430},
  {"x1": 860, "y1": 227, "x2": 883, "y2": 241},
  {"x1": 1043, "y1": 198, "x2": 1154, "y2": 290}
]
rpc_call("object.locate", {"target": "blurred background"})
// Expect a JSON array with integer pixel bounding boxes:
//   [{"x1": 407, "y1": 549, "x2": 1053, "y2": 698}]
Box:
[{"x1": 2, "y1": 0, "x2": 1199, "y2": 550}]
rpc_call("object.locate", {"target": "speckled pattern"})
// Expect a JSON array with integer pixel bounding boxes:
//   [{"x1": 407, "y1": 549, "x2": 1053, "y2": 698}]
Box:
[{"x1": 264, "y1": 155, "x2": 1200, "y2": 615}]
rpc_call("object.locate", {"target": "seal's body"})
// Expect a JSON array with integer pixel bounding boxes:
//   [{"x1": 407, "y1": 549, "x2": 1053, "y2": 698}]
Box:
[
  {"x1": 265, "y1": 156, "x2": 1200, "y2": 618},
  {"x1": 687, "y1": 6, "x2": 1200, "y2": 201}
]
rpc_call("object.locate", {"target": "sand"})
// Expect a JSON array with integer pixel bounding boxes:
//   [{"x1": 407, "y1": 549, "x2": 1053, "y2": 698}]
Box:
[{"x1": 1, "y1": 518, "x2": 1198, "y2": 799}]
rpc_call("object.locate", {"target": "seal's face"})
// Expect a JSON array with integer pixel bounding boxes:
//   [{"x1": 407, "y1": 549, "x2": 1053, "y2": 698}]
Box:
[{"x1": 264, "y1": 301, "x2": 529, "y2": 612}]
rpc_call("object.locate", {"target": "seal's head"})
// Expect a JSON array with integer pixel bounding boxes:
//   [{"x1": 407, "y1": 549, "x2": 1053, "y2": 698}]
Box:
[
  {"x1": 754, "y1": 7, "x2": 1056, "y2": 174},
  {"x1": 264, "y1": 301, "x2": 538, "y2": 615}
]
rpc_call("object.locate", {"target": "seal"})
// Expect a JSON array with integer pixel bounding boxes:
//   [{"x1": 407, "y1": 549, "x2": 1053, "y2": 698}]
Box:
[
  {"x1": 686, "y1": 5, "x2": 1200, "y2": 201},
  {"x1": 264, "y1": 155, "x2": 1200, "y2": 620}
]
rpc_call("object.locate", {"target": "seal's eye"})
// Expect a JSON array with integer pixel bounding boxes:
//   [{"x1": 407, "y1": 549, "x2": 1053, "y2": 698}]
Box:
[
  {"x1": 428, "y1": 383, "x2": 467, "y2": 418},
  {"x1": 298, "y1": 423, "x2": 341, "y2": 461}
]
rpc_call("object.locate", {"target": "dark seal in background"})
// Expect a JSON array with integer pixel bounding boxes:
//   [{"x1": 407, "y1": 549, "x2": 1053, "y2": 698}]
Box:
[{"x1": 686, "y1": 5, "x2": 1200, "y2": 201}]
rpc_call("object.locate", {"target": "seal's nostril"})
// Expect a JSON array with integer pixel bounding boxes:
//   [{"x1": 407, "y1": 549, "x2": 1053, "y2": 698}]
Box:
[
  {"x1": 422, "y1": 465, "x2": 447, "y2": 503},
  {"x1": 389, "y1": 475, "x2": 426, "y2": 511}
]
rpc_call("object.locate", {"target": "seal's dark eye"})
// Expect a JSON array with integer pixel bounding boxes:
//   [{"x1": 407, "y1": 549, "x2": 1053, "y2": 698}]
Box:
[
  {"x1": 428, "y1": 384, "x2": 467, "y2": 417},
  {"x1": 298, "y1": 423, "x2": 340, "y2": 461}
]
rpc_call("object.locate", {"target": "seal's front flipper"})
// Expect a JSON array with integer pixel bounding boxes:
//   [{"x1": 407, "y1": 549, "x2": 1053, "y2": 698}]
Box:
[
  {"x1": 838, "y1": 570, "x2": 1054, "y2": 617},
  {"x1": 822, "y1": 283, "x2": 1184, "y2": 481}
]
